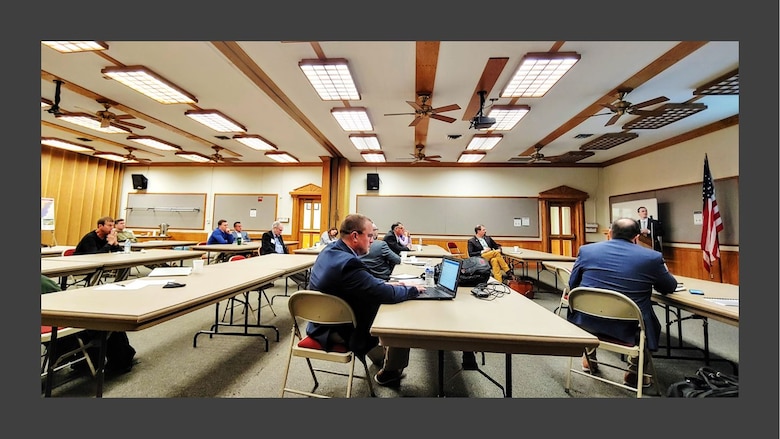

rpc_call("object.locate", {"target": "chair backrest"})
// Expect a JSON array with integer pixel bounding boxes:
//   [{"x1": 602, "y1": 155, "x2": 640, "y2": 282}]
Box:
[
  {"x1": 62, "y1": 248, "x2": 76, "y2": 256},
  {"x1": 288, "y1": 290, "x2": 356, "y2": 328},
  {"x1": 447, "y1": 242, "x2": 461, "y2": 255},
  {"x1": 197, "y1": 241, "x2": 208, "y2": 246},
  {"x1": 228, "y1": 255, "x2": 246, "y2": 262},
  {"x1": 555, "y1": 267, "x2": 572, "y2": 294},
  {"x1": 567, "y1": 287, "x2": 644, "y2": 327}
]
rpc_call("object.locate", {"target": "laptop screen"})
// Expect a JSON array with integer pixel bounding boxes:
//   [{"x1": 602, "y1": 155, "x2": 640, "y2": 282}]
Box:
[{"x1": 438, "y1": 257, "x2": 460, "y2": 292}]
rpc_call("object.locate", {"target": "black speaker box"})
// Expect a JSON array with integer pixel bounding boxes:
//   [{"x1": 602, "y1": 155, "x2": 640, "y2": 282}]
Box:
[
  {"x1": 131, "y1": 174, "x2": 148, "y2": 190},
  {"x1": 367, "y1": 173, "x2": 379, "y2": 191}
]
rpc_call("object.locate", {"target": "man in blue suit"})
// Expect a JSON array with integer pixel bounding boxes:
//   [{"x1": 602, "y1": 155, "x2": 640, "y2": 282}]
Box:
[
  {"x1": 568, "y1": 217, "x2": 677, "y2": 387},
  {"x1": 306, "y1": 213, "x2": 424, "y2": 387}
]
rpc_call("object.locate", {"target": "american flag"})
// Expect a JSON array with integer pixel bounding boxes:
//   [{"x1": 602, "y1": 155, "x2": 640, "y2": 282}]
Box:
[{"x1": 700, "y1": 154, "x2": 723, "y2": 272}]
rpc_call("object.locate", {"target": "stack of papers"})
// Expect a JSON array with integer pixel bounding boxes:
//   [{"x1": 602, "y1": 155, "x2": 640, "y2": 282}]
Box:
[
  {"x1": 148, "y1": 266, "x2": 192, "y2": 277},
  {"x1": 704, "y1": 298, "x2": 739, "y2": 307}
]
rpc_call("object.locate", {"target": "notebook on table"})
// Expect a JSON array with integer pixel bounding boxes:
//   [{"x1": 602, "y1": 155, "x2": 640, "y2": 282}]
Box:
[
  {"x1": 412, "y1": 255, "x2": 462, "y2": 300},
  {"x1": 148, "y1": 266, "x2": 192, "y2": 277}
]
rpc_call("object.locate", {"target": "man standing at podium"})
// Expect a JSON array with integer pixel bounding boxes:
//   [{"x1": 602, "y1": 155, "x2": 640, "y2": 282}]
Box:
[{"x1": 636, "y1": 206, "x2": 664, "y2": 252}]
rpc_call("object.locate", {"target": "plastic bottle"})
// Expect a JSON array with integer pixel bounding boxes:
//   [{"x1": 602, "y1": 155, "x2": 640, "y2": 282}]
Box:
[
  {"x1": 425, "y1": 263, "x2": 435, "y2": 287},
  {"x1": 418, "y1": 237, "x2": 423, "y2": 246},
  {"x1": 123, "y1": 239, "x2": 132, "y2": 254}
]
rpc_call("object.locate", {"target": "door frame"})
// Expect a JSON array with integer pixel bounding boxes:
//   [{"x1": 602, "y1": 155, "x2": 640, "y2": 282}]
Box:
[{"x1": 538, "y1": 185, "x2": 589, "y2": 255}]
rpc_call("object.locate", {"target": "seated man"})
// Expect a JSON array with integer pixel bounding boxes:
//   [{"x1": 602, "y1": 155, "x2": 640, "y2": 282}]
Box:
[
  {"x1": 114, "y1": 218, "x2": 138, "y2": 243},
  {"x1": 73, "y1": 216, "x2": 125, "y2": 285},
  {"x1": 260, "y1": 221, "x2": 308, "y2": 288},
  {"x1": 383, "y1": 222, "x2": 412, "y2": 255},
  {"x1": 231, "y1": 221, "x2": 254, "y2": 258},
  {"x1": 568, "y1": 217, "x2": 678, "y2": 387},
  {"x1": 207, "y1": 219, "x2": 234, "y2": 263},
  {"x1": 306, "y1": 214, "x2": 423, "y2": 387},
  {"x1": 359, "y1": 223, "x2": 401, "y2": 281},
  {"x1": 466, "y1": 224, "x2": 511, "y2": 283}
]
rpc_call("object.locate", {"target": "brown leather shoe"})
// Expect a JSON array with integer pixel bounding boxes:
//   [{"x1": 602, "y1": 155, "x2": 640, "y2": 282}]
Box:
[{"x1": 623, "y1": 371, "x2": 652, "y2": 388}]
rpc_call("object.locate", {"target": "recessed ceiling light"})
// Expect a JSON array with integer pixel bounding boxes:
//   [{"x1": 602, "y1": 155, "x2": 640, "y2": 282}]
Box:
[
  {"x1": 299, "y1": 59, "x2": 360, "y2": 101},
  {"x1": 185, "y1": 110, "x2": 246, "y2": 132},
  {"x1": 349, "y1": 134, "x2": 381, "y2": 150},
  {"x1": 41, "y1": 137, "x2": 95, "y2": 153},
  {"x1": 42, "y1": 41, "x2": 108, "y2": 53},
  {"x1": 465, "y1": 134, "x2": 503, "y2": 151},
  {"x1": 233, "y1": 134, "x2": 277, "y2": 151},
  {"x1": 360, "y1": 151, "x2": 386, "y2": 163},
  {"x1": 101, "y1": 66, "x2": 198, "y2": 104},
  {"x1": 175, "y1": 151, "x2": 213, "y2": 163},
  {"x1": 331, "y1": 107, "x2": 373, "y2": 131},
  {"x1": 501, "y1": 52, "x2": 580, "y2": 98},
  {"x1": 458, "y1": 151, "x2": 486, "y2": 163},
  {"x1": 265, "y1": 151, "x2": 299, "y2": 163},
  {"x1": 56, "y1": 113, "x2": 132, "y2": 133},
  {"x1": 487, "y1": 105, "x2": 530, "y2": 130},
  {"x1": 126, "y1": 136, "x2": 181, "y2": 151}
]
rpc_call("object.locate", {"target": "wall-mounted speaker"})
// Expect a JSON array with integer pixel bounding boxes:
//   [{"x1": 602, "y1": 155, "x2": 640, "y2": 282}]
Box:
[
  {"x1": 367, "y1": 173, "x2": 379, "y2": 191},
  {"x1": 131, "y1": 174, "x2": 148, "y2": 190}
]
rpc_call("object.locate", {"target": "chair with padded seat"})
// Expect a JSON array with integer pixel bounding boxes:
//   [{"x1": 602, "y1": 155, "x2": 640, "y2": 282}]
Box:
[
  {"x1": 564, "y1": 287, "x2": 663, "y2": 398},
  {"x1": 280, "y1": 290, "x2": 375, "y2": 398},
  {"x1": 41, "y1": 326, "x2": 97, "y2": 378},
  {"x1": 59, "y1": 248, "x2": 92, "y2": 289},
  {"x1": 552, "y1": 266, "x2": 572, "y2": 316},
  {"x1": 446, "y1": 241, "x2": 465, "y2": 258}
]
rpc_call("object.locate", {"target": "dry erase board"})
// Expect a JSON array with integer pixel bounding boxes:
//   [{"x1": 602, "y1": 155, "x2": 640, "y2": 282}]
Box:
[
  {"x1": 609, "y1": 177, "x2": 738, "y2": 245},
  {"x1": 213, "y1": 194, "x2": 278, "y2": 232},
  {"x1": 125, "y1": 193, "x2": 206, "y2": 229},
  {"x1": 356, "y1": 195, "x2": 539, "y2": 237}
]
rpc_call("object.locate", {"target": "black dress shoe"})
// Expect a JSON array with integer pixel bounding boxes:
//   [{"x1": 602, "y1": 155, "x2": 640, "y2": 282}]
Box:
[{"x1": 462, "y1": 351, "x2": 479, "y2": 370}]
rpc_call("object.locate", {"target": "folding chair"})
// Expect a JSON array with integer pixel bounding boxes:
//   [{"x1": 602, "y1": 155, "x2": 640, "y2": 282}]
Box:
[
  {"x1": 41, "y1": 326, "x2": 97, "y2": 378},
  {"x1": 564, "y1": 287, "x2": 663, "y2": 398},
  {"x1": 552, "y1": 266, "x2": 572, "y2": 316},
  {"x1": 446, "y1": 241, "x2": 465, "y2": 258},
  {"x1": 280, "y1": 290, "x2": 375, "y2": 398},
  {"x1": 221, "y1": 255, "x2": 276, "y2": 322}
]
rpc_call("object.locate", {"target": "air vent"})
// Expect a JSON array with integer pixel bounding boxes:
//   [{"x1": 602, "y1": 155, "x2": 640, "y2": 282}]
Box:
[
  {"x1": 580, "y1": 132, "x2": 639, "y2": 150},
  {"x1": 694, "y1": 69, "x2": 739, "y2": 96},
  {"x1": 550, "y1": 151, "x2": 595, "y2": 163},
  {"x1": 76, "y1": 137, "x2": 93, "y2": 142},
  {"x1": 574, "y1": 133, "x2": 593, "y2": 139}
]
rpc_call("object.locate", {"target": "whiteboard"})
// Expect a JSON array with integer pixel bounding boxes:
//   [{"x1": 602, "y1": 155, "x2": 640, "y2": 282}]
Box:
[
  {"x1": 41, "y1": 197, "x2": 55, "y2": 231},
  {"x1": 611, "y1": 198, "x2": 658, "y2": 223}
]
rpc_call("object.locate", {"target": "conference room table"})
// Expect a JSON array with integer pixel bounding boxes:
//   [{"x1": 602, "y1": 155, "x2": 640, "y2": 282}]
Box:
[
  {"x1": 129, "y1": 240, "x2": 199, "y2": 250},
  {"x1": 502, "y1": 247, "x2": 576, "y2": 282},
  {"x1": 41, "y1": 258, "x2": 105, "y2": 279},
  {"x1": 370, "y1": 263, "x2": 599, "y2": 398},
  {"x1": 191, "y1": 242, "x2": 263, "y2": 263},
  {"x1": 192, "y1": 252, "x2": 318, "y2": 346},
  {"x1": 294, "y1": 243, "x2": 450, "y2": 258},
  {"x1": 41, "y1": 263, "x2": 286, "y2": 397},
  {"x1": 41, "y1": 246, "x2": 76, "y2": 258},
  {"x1": 42, "y1": 249, "x2": 206, "y2": 287},
  {"x1": 540, "y1": 260, "x2": 739, "y2": 367}
]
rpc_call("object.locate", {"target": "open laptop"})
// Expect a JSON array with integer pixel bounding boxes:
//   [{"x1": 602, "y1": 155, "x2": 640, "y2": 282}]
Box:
[{"x1": 412, "y1": 255, "x2": 462, "y2": 300}]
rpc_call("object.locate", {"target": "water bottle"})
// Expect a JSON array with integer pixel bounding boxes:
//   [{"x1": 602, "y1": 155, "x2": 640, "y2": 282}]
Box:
[
  {"x1": 418, "y1": 237, "x2": 423, "y2": 246},
  {"x1": 123, "y1": 239, "x2": 132, "y2": 254},
  {"x1": 425, "y1": 264, "x2": 435, "y2": 287}
]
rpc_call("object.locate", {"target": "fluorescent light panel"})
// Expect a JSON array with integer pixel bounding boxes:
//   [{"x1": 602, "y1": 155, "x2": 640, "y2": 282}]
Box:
[
  {"x1": 487, "y1": 105, "x2": 531, "y2": 130},
  {"x1": 265, "y1": 151, "x2": 299, "y2": 163},
  {"x1": 233, "y1": 134, "x2": 277, "y2": 151},
  {"x1": 331, "y1": 107, "x2": 373, "y2": 131},
  {"x1": 101, "y1": 66, "x2": 198, "y2": 104},
  {"x1": 175, "y1": 151, "x2": 212, "y2": 163},
  {"x1": 360, "y1": 151, "x2": 386, "y2": 163},
  {"x1": 501, "y1": 52, "x2": 580, "y2": 98},
  {"x1": 185, "y1": 110, "x2": 246, "y2": 133},
  {"x1": 94, "y1": 152, "x2": 128, "y2": 162},
  {"x1": 458, "y1": 151, "x2": 486, "y2": 163},
  {"x1": 42, "y1": 41, "x2": 108, "y2": 53},
  {"x1": 466, "y1": 134, "x2": 503, "y2": 151},
  {"x1": 299, "y1": 59, "x2": 360, "y2": 101},
  {"x1": 349, "y1": 134, "x2": 381, "y2": 151},
  {"x1": 56, "y1": 113, "x2": 131, "y2": 133},
  {"x1": 126, "y1": 135, "x2": 181, "y2": 151},
  {"x1": 41, "y1": 137, "x2": 95, "y2": 153}
]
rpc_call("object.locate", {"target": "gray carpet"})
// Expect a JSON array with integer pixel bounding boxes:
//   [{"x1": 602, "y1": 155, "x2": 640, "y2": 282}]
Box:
[{"x1": 42, "y1": 266, "x2": 739, "y2": 398}]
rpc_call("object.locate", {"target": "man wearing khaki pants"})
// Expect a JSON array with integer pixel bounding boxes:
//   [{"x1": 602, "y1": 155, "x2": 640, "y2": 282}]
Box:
[{"x1": 466, "y1": 224, "x2": 511, "y2": 283}]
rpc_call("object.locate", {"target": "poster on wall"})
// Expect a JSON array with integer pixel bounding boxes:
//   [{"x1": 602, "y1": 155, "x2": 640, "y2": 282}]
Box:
[{"x1": 41, "y1": 197, "x2": 55, "y2": 231}]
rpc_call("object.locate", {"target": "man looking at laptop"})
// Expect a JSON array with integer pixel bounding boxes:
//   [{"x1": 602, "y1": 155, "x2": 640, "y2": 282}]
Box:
[{"x1": 306, "y1": 214, "x2": 424, "y2": 387}]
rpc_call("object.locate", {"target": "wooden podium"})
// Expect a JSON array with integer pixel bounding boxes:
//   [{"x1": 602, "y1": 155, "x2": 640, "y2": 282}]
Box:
[{"x1": 637, "y1": 234, "x2": 654, "y2": 250}]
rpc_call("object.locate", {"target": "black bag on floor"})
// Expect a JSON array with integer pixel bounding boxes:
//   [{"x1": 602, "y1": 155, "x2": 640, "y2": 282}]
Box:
[
  {"x1": 457, "y1": 256, "x2": 491, "y2": 287},
  {"x1": 666, "y1": 366, "x2": 738, "y2": 397}
]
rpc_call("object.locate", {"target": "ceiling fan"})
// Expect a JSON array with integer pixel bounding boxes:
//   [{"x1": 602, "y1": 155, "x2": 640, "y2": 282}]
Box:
[
  {"x1": 594, "y1": 88, "x2": 669, "y2": 126},
  {"x1": 92, "y1": 100, "x2": 146, "y2": 130},
  {"x1": 398, "y1": 145, "x2": 441, "y2": 164},
  {"x1": 209, "y1": 145, "x2": 241, "y2": 163},
  {"x1": 516, "y1": 145, "x2": 550, "y2": 164},
  {"x1": 384, "y1": 92, "x2": 461, "y2": 127},
  {"x1": 118, "y1": 146, "x2": 153, "y2": 163}
]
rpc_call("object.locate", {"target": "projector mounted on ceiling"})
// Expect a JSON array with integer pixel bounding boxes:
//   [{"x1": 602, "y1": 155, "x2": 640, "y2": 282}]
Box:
[{"x1": 469, "y1": 90, "x2": 496, "y2": 130}]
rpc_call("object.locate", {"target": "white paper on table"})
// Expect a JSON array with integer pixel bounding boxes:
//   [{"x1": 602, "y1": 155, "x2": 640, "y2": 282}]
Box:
[
  {"x1": 390, "y1": 273, "x2": 420, "y2": 280},
  {"x1": 94, "y1": 279, "x2": 170, "y2": 290}
]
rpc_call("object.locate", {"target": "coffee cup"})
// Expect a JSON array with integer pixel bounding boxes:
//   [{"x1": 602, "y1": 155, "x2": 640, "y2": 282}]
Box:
[
  {"x1": 192, "y1": 259, "x2": 204, "y2": 273},
  {"x1": 513, "y1": 246, "x2": 519, "y2": 253},
  {"x1": 400, "y1": 251, "x2": 408, "y2": 259},
  {"x1": 416, "y1": 244, "x2": 422, "y2": 251}
]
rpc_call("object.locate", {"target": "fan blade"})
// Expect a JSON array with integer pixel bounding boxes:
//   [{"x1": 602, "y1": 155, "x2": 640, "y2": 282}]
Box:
[
  {"x1": 430, "y1": 114, "x2": 456, "y2": 124},
  {"x1": 631, "y1": 96, "x2": 669, "y2": 109},
  {"x1": 408, "y1": 116, "x2": 423, "y2": 127},
  {"x1": 630, "y1": 109, "x2": 665, "y2": 117},
  {"x1": 114, "y1": 115, "x2": 136, "y2": 120},
  {"x1": 424, "y1": 158, "x2": 441, "y2": 162},
  {"x1": 605, "y1": 114, "x2": 622, "y2": 126},
  {"x1": 406, "y1": 101, "x2": 424, "y2": 112},
  {"x1": 430, "y1": 104, "x2": 461, "y2": 113},
  {"x1": 115, "y1": 120, "x2": 146, "y2": 130}
]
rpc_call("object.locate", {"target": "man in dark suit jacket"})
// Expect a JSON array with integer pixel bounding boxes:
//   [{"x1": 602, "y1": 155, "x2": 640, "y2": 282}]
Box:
[
  {"x1": 260, "y1": 220, "x2": 308, "y2": 287},
  {"x1": 383, "y1": 222, "x2": 412, "y2": 255},
  {"x1": 467, "y1": 224, "x2": 511, "y2": 283},
  {"x1": 636, "y1": 206, "x2": 664, "y2": 252},
  {"x1": 306, "y1": 214, "x2": 422, "y2": 386},
  {"x1": 568, "y1": 217, "x2": 677, "y2": 387}
]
